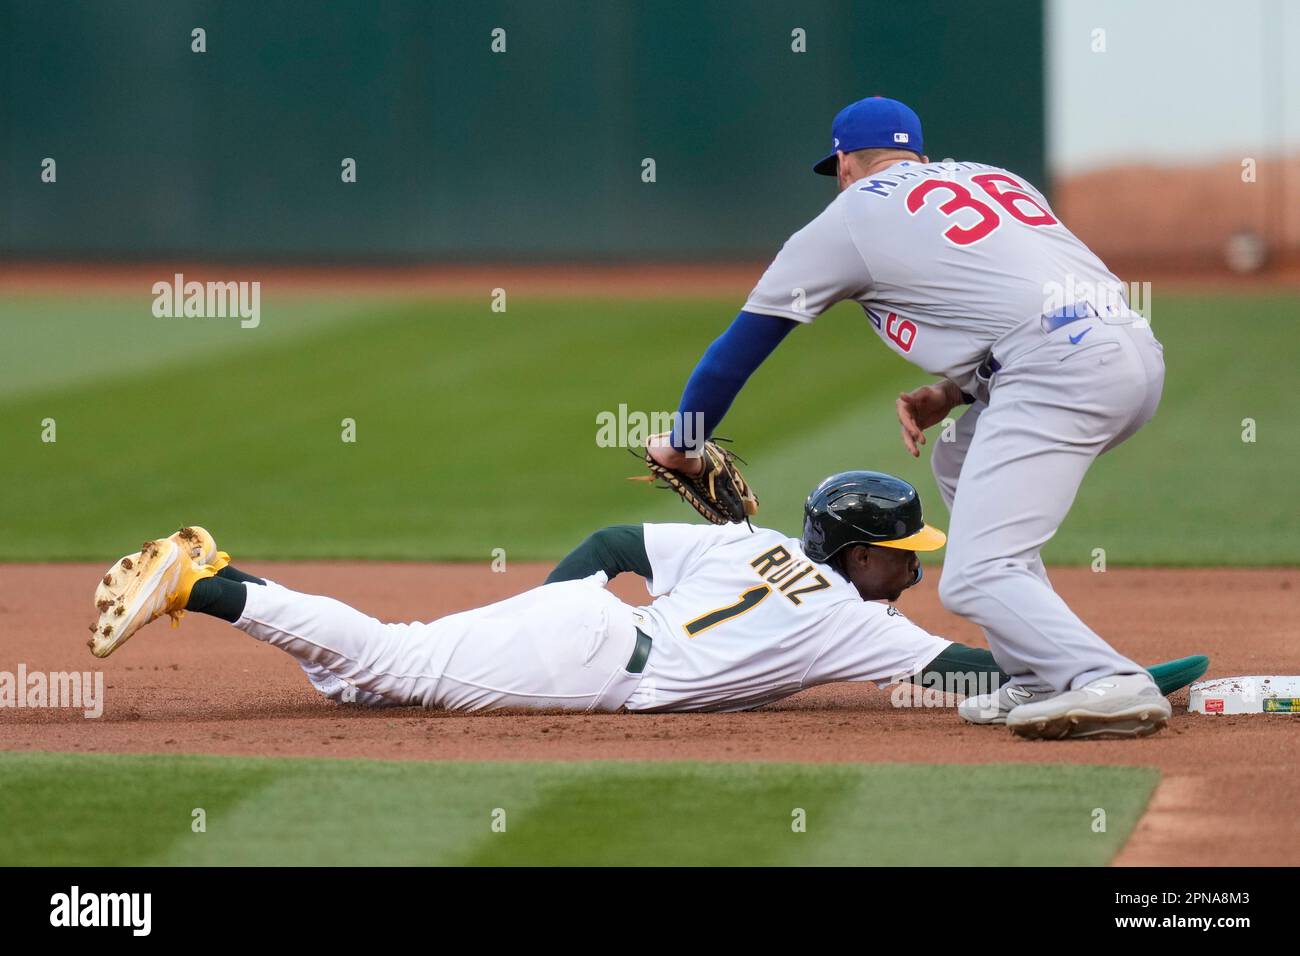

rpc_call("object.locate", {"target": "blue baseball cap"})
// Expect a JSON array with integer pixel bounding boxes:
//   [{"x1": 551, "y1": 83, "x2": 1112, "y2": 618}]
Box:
[{"x1": 813, "y1": 96, "x2": 924, "y2": 176}]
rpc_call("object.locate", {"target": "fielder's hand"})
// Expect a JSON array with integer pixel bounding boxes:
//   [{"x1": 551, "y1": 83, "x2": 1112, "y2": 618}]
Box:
[
  {"x1": 896, "y1": 380, "x2": 963, "y2": 457},
  {"x1": 645, "y1": 432, "x2": 704, "y2": 477}
]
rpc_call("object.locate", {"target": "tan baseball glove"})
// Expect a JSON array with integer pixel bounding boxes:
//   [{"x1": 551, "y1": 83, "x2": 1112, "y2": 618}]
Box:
[{"x1": 635, "y1": 439, "x2": 759, "y2": 525}]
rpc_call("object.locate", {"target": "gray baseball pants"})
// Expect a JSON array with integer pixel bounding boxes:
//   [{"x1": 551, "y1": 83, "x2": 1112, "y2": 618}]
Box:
[{"x1": 931, "y1": 316, "x2": 1165, "y2": 692}]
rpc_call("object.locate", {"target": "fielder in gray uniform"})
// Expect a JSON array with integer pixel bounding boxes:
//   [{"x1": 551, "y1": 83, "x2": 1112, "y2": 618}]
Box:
[{"x1": 648, "y1": 96, "x2": 1171, "y2": 739}]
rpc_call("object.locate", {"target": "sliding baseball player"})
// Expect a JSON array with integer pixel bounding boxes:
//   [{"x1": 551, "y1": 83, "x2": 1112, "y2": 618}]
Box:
[{"x1": 85, "y1": 473, "x2": 1203, "y2": 716}]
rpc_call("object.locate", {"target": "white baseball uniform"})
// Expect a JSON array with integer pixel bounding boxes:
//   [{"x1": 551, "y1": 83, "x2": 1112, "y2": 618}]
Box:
[
  {"x1": 234, "y1": 523, "x2": 950, "y2": 712},
  {"x1": 742, "y1": 160, "x2": 1164, "y2": 692}
]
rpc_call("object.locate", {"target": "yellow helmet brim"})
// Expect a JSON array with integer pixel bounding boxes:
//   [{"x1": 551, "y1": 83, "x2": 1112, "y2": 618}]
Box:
[{"x1": 871, "y1": 523, "x2": 947, "y2": 553}]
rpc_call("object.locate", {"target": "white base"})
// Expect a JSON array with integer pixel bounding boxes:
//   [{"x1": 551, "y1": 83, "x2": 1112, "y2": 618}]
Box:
[{"x1": 1188, "y1": 675, "x2": 1300, "y2": 715}]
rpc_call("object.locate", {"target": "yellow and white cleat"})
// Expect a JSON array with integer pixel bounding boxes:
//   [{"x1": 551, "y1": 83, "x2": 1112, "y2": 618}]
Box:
[
  {"x1": 168, "y1": 525, "x2": 230, "y2": 573},
  {"x1": 87, "y1": 527, "x2": 226, "y2": 658}
]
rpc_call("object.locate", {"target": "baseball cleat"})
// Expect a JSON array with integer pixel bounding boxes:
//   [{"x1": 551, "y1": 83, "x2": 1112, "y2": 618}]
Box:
[
  {"x1": 958, "y1": 684, "x2": 1058, "y2": 725},
  {"x1": 169, "y1": 525, "x2": 229, "y2": 573},
  {"x1": 959, "y1": 655, "x2": 1209, "y2": 726},
  {"x1": 1006, "y1": 673, "x2": 1172, "y2": 740},
  {"x1": 88, "y1": 528, "x2": 225, "y2": 658}
]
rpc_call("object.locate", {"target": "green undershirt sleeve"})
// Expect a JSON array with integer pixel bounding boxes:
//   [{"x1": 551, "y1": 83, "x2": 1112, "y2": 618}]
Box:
[
  {"x1": 918, "y1": 642, "x2": 1193, "y2": 697},
  {"x1": 545, "y1": 525, "x2": 652, "y2": 584},
  {"x1": 914, "y1": 642, "x2": 1009, "y2": 685}
]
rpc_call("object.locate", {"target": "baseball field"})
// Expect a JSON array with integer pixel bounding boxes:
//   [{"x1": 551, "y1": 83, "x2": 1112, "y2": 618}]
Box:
[{"x1": 0, "y1": 273, "x2": 1297, "y2": 866}]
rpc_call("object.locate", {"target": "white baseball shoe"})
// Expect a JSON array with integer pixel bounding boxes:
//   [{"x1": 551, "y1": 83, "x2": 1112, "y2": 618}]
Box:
[
  {"x1": 1006, "y1": 673, "x2": 1172, "y2": 740},
  {"x1": 958, "y1": 684, "x2": 1058, "y2": 725},
  {"x1": 87, "y1": 527, "x2": 228, "y2": 659}
]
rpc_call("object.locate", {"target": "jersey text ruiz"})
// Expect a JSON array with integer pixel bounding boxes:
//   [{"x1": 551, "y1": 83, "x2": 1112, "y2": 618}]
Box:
[{"x1": 750, "y1": 545, "x2": 831, "y2": 605}]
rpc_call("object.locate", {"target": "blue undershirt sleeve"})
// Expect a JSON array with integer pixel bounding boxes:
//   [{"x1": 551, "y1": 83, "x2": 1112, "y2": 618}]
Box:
[{"x1": 669, "y1": 310, "x2": 798, "y2": 451}]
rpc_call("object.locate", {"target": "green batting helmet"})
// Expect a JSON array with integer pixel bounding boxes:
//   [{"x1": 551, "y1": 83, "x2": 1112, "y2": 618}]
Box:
[{"x1": 802, "y1": 470, "x2": 946, "y2": 563}]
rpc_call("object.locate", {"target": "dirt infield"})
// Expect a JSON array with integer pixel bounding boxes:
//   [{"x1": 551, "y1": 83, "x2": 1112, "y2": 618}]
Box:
[{"x1": 1, "y1": 562, "x2": 1296, "y2": 866}]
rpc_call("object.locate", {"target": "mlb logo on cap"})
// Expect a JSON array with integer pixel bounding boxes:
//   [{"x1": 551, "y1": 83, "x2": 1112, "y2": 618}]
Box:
[{"x1": 813, "y1": 96, "x2": 924, "y2": 176}]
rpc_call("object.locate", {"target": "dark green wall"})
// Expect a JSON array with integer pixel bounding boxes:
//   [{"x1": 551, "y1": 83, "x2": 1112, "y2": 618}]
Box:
[{"x1": 1, "y1": 0, "x2": 1045, "y2": 260}]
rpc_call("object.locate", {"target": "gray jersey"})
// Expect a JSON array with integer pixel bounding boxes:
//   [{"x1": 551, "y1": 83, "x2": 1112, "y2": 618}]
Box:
[{"x1": 744, "y1": 160, "x2": 1126, "y2": 393}]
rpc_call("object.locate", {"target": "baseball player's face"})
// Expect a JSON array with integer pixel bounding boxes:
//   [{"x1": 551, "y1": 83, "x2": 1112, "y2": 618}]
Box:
[{"x1": 845, "y1": 545, "x2": 919, "y2": 603}]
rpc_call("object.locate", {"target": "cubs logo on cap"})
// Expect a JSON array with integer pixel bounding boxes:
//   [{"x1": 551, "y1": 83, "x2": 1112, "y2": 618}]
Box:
[{"x1": 813, "y1": 96, "x2": 924, "y2": 176}]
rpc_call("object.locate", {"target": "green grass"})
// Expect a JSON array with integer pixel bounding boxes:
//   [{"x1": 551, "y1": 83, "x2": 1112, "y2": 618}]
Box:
[
  {"x1": 0, "y1": 752, "x2": 1157, "y2": 866},
  {"x1": 0, "y1": 290, "x2": 1295, "y2": 563}
]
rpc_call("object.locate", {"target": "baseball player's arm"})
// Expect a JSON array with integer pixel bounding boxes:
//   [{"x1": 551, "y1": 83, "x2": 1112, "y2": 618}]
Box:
[
  {"x1": 895, "y1": 379, "x2": 966, "y2": 456},
  {"x1": 545, "y1": 525, "x2": 651, "y2": 584},
  {"x1": 900, "y1": 642, "x2": 1197, "y2": 696},
  {"x1": 808, "y1": 604, "x2": 953, "y2": 687},
  {"x1": 658, "y1": 198, "x2": 870, "y2": 464},
  {"x1": 665, "y1": 310, "x2": 797, "y2": 453},
  {"x1": 914, "y1": 643, "x2": 1006, "y2": 684}
]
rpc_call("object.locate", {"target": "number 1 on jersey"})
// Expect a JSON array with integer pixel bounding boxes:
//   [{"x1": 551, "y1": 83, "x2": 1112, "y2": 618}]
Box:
[{"x1": 684, "y1": 585, "x2": 771, "y2": 637}]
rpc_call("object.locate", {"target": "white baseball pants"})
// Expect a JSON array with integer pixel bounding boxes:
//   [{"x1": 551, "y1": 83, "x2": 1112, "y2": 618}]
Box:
[{"x1": 235, "y1": 574, "x2": 645, "y2": 712}]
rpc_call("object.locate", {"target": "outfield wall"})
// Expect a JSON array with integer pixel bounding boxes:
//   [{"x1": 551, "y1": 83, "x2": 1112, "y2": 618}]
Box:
[{"x1": 0, "y1": 0, "x2": 1046, "y2": 260}]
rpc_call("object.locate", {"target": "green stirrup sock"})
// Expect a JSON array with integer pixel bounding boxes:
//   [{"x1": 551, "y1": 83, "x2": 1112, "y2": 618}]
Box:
[
  {"x1": 186, "y1": 576, "x2": 248, "y2": 623},
  {"x1": 217, "y1": 564, "x2": 266, "y2": 586}
]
